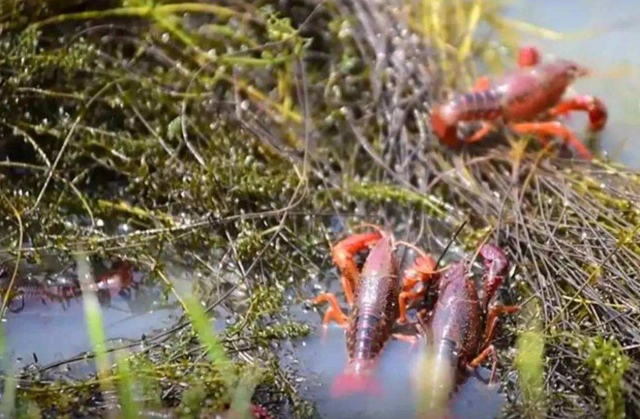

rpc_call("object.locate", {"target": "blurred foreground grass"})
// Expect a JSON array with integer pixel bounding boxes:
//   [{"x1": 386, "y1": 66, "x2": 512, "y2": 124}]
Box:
[{"x1": 0, "y1": 0, "x2": 638, "y2": 418}]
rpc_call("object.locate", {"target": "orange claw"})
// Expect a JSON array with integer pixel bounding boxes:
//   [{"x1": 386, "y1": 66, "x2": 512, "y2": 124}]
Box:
[
  {"x1": 548, "y1": 95, "x2": 608, "y2": 132},
  {"x1": 430, "y1": 106, "x2": 460, "y2": 149},
  {"x1": 330, "y1": 231, "x2": 383, "y2": 306},
  {"x1": 397, "y1": 254, "x2": 438, "y2": 324}
]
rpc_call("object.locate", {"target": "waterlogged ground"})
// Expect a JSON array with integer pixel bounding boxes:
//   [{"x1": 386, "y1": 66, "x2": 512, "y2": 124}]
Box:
[
  {"x1": 506, "y1": 0, "x2": 640, "y2": 168},
  {"x1": 1, "y1": 263, "x2": 183, "y2": 371},
  {"x1": 279, "y1": 324, "x2": 504, "y2": 419}
]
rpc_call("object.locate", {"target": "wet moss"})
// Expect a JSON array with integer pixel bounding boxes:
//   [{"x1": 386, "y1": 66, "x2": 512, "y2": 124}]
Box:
[
  {"x1": 583, "y1": 336, "x2": 630, "y2": 419},
  {"x1": 345, "y1": 182, "x2": 451, "y2": 218}
]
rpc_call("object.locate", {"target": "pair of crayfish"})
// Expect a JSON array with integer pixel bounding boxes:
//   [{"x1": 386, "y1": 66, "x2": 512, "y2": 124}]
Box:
[
  {"x1": 431, "y1": 46, "x2": 607, "y2": 160},
  {"x1": 0, "y1": 259, "x2": 137, "y2": 313},
  {"x1": 311, "y1": 226, "x2": 518, "y2": 401}
]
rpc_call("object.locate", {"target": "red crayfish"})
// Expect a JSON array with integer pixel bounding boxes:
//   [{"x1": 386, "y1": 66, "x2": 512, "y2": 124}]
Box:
[
  {"x1": 0, "y1": 259, "x2": 138, "y2": 313},
  {"x1": 414, "y1": 243, "x2": 519, "y2": 415},
  {"x1": 312, "y1": 226, "x2": 437, "y2": 397},
  {"x1": 0, "y1": 280, "x2": 71, "y2": 313},
  {"x1": 0, "y1": 265, "x2": 81, "y2": 313},
  {"x1": 89, "y1": 259, "x2": 137, "y2": 298},
  {"x1": 430, "y1": 46, "x2": 607, "y2": 159}
]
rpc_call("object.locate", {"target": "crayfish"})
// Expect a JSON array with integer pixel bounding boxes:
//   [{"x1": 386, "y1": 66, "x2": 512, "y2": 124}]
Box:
[
  {"x1": 414, "y1": 243, "x2": 519, "y2": 414},
  {"x1": 0, "y1": 278, "x2": 76, "y2": 313},
  {"x1": 430, "y1": 46, "x2": 607, "y2": 159},
  {"x1": 89, "y1": 259, "x2": 137, "y2": 300},
  {"x1": 311, "y1": 226, "x2": 437, "y2": 397}
]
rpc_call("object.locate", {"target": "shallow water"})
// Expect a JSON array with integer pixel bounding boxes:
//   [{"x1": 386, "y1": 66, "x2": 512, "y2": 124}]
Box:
[
  {"x1": 280, "y1": 323, "x2": 504, "y2": 419},
  {"x1": 1, "y1": 266, "x2": 183, "y2": 370},
  {"x1": 505, "y1": 0, "x2": 640, "y2": 168}
]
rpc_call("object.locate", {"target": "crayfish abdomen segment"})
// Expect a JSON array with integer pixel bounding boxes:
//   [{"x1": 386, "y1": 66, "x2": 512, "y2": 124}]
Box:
[
  {"x1": 347, "y1": 312, "x2": 388, "y2": 361},
  {"x1": 431, "y1": 90, "x2": 505, "y2": 147}
]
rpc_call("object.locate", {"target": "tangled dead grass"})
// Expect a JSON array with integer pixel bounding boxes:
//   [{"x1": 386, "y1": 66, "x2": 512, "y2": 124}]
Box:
[{"x1": 0, "y1": 0, "x2": 638, "y2": 417}]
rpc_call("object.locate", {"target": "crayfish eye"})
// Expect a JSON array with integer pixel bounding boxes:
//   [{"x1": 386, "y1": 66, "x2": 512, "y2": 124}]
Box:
[
  {"x1": 564, "y1": 64, "x2": 578, "y2": 78},
  {"x1": 565, "y1": 62, "x2": 588, "y2": 79}
]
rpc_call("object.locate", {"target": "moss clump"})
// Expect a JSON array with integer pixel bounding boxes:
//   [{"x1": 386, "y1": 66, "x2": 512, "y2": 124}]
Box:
[{"x1": 583, "y1": 336, "x2": 630, "y2": 419}]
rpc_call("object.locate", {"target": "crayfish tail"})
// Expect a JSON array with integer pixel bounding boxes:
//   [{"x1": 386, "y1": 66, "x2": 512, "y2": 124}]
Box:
[
  {"x1": 330, "y1": 371, "x2": 383, "y2": 398},
  {"x1": 430, "y1": 107, "x2": 460, "y2": 149}
]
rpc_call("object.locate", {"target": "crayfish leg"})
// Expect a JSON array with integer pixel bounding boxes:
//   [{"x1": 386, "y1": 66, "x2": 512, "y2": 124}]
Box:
[
  {"x1": 548, "y1": 95, "x2": 608, "y2": 132},
  {"x1": 331, "y1": 231, "x2": 383, "y2": 306},
  {"x1": 466, "y1": 122, "x2": 496, "y2": 143},
  {"x1": 392, "y1": 333, "x2": 419, "y2": 349},
  {"x1": 509, "y1": 120, "x2": 594, "y2": 160},
  {"x1": 397, "y1": 254, "x2": 438, "y2": 324},
  {"x1": 468, "y1": 344, "x2": 498, "y2": 383},
  {"x1": 398, "y1": 288, "x2": 424, "y2": 324},
  {"x1": 311, "y1": 292, "x2": 349, "y2": 327},
  {"x1": 481, "y1": 304, "x2": 520, "y2": 349}
]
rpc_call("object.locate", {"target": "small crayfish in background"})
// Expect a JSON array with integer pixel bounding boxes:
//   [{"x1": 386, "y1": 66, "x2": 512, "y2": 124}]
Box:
[
  {"x1": 430, "y1": 46, "x2": 608, "y2": 160},
  {"x1": 311, "y1": 225, "x2": 438, "y2": 398},
  {"x1": 0, "y1": 258, "x2": 139, "y2": 313},
  {"x1": 0, "y1": 264, "x2": 81, "y2": 313},
  {"x1": 0, "y1": 278, "x2": 69, "y2": 314}
]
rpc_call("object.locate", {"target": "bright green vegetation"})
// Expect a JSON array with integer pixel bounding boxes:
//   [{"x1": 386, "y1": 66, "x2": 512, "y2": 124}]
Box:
[
  {"x1": 583, "y1": 336, "x2": 630, "y2": 419},
  {"x1": 0, "y1": 0, "x2": 638, "y2": 418}
]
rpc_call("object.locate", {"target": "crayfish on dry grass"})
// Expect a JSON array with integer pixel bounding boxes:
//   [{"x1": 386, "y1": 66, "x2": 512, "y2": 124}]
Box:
[{"x1": 431, "y1": 46, "x2": 607, "y2": 159}]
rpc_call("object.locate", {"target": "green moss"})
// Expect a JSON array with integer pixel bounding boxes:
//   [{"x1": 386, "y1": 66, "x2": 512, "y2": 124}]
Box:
[
  {"x1": 583, "y1": 336, "x2": 630, "y2": 419},
  {"x1": 344, "y1": 182, "x2": 451, "y2": 218},
  {"x1": 226, "y1": 286, "x2": 310, "y2": 344}
]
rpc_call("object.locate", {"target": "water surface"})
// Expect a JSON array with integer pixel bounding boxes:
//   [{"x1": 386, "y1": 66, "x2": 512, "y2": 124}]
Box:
[{"x1": 1, "y1": 265, "x2": 183, "y2": 371}]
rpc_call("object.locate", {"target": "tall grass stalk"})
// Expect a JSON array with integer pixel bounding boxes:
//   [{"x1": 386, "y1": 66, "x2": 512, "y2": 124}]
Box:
[
  {"x1": 115, "y1": 350, "x2": 140, "y2": 419},
  {"x1": 182, "y1": 293, "x2": 236, "y2": 387},
  {"x1": 165, "y1": 270, "x2": 257, "y2": 418},
  {"x1": 75, "y1": 253, "x2": 114, "y2": 408},
  {"x1": 229, "y1": 367, "x2": 261, "y2": 419},
  {"x1": 0, "y1": 323, "x2": 17, "y2": 418},
  {"x1": 515, "y1": 302, "x2": 546, "y2": 418}
]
